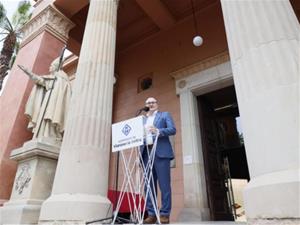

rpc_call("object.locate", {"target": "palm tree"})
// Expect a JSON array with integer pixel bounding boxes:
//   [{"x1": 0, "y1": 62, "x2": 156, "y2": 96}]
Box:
[{"x1": 0, "y1": 1, "x2": 31, "y2": 90}]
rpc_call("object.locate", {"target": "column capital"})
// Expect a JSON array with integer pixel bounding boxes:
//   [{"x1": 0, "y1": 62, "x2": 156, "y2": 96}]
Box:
[{"x1": 20, "y1": 4, "x2": 75, "y2": 48}]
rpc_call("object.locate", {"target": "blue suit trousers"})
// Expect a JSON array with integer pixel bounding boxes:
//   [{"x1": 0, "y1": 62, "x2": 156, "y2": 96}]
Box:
[{"x1": 142, "y1": 148, "x2": 171, "y2": 216}]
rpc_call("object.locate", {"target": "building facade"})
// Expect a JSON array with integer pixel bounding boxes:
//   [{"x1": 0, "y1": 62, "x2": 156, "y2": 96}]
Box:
[{"x1": 0, "y1": 0, "x2": 299, "y2": 224}]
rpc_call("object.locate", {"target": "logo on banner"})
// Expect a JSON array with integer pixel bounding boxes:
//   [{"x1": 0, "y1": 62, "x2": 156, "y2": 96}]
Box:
[
  {"x1": 122, "y1": 124, "x2": 131, "y2": 136},
  {"x1": 112, "y1": 116, "x2": 144, "y2": 152}
]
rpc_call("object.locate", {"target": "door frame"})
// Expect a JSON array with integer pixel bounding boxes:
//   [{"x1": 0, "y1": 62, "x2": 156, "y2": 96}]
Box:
[{"x1": 171, "y1": 52, "x2": 234, "y2": 221}]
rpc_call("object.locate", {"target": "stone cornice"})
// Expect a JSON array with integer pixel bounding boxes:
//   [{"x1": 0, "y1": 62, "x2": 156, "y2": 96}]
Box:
[
  {"x1": 20, "y1": 4, "x2": 75, "y2": 48},
  {"x1": 33, "y1": 0, "x2": 43, "y2": 8},
  {"x1": 11, "y1": 139, "x2": 60, "y2": 161},
  {"x1": 170, "y1": 51, "x2": 230, "y2": 80}
]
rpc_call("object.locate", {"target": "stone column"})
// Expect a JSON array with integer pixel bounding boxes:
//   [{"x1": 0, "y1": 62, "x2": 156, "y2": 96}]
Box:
[
  {"x1": 39, "y1": 0, "x2": 118, "y2": 222},
  {"x1": 221, "y1": 1, "x2": 299, "y2": 224}
]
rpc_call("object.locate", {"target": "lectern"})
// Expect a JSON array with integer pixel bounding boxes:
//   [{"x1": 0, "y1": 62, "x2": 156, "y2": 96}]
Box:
[{"x1": 111, "y1": 116, "x2": 161, "y2": 224}]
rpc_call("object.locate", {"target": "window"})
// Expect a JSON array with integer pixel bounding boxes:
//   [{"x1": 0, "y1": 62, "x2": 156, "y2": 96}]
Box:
[{"x1": 138, "y1": 73, "x2": 153, "y2": 93}]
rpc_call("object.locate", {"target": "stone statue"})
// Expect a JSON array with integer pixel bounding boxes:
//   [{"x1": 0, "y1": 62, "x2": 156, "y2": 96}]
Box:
[{"x1": 18, "y1": 58, "x2": 72, "y2": 142}]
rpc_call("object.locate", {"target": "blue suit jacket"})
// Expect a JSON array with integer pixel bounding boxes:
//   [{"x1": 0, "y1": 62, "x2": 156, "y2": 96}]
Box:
[{"x1": 142, "y1": 111, "x2": 176, "y2": 159}]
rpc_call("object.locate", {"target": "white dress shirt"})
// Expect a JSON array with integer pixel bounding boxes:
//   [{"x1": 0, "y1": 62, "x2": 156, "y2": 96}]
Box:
[
  {"x1": 145, "y1": 110, "x2": 158, "y2": 128},
  {"x1": 144, "y1": 111, "x2": 158, "y2": 145}
]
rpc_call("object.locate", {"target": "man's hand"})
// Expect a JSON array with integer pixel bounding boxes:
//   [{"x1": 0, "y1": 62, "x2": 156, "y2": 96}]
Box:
[{"x1": 147, "y1": 125, "x2": 158, "y2": 134}]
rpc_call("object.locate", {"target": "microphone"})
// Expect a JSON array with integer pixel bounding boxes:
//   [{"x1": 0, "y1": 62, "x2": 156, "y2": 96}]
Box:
[
  {"x1": 141, "y1": 106, "x2": 150, "y2": 112},
  {"x1": 135, "y1": 106, "x2": 149, "y2": 116}
]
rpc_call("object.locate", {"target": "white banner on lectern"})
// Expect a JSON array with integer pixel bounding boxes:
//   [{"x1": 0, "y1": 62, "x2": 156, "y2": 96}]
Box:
[{"x1": 112, "y1": 116, "x2": 144, "y2": 152}]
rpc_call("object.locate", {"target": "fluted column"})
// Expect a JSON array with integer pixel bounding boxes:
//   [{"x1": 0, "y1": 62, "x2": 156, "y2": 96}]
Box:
[
  {"x1": 221, "y1": 0, "x2": 299, "y2": 224},
  {"x1": 39, "y1": 0, "x2": 118, "y2": 222}
]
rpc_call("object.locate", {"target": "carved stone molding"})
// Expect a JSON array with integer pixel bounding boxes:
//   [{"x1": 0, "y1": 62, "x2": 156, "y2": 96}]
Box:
[
  {"x1": 20, "y1": 4, "x2": 75, "y2": 47},
  {"x1": 170, "y1": 51, "x2": 230, "y2": 80},
  {"x1": 15, "y1": 163, "x2": 31, "y2": 195}
]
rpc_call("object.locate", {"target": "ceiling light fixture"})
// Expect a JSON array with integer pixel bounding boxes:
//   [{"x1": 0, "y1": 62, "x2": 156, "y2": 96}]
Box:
[{"x1": 190, "y1": 0, "x2": 203, "y2": 47}]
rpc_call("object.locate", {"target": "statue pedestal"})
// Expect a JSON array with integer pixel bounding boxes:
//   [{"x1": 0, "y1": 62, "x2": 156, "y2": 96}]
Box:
[{"x1": 1, "y1": 139, "x2": 60, "y2": 225}]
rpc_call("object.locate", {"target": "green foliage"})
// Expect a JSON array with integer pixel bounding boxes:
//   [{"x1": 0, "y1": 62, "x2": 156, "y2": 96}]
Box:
[
  {"x1": 12, "y1": 1, "x2": 32, "y2": 31},
  {"x1": 0, "y1": 2, "x2": 7, "y2": 24},
  {"x1": 0, "y1": 1, "x2": 32, "y2": 90},
  {"x1": 239, "y1": 133, "x2": 244, "y2": 145}
]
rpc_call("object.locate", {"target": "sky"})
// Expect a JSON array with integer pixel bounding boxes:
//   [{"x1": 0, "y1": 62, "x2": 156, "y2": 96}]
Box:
[
  {"x1": 0, "y1": 1, "x2": 35, "y2": 95},
  {"x1": 0, "y1": 0, "x2": 72, "y2": 95},
  {"x1": 1, "y1": 0, "x2": 72, "y2": 56},
  {"x1": 1, "y1": 0, "x2": 35, "y2": 19},
  {"x1": 0, "y1": 0, "x2": 35, "y2": 49}
]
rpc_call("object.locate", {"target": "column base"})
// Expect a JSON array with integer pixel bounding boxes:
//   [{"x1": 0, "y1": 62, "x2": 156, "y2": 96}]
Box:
[
  {"x1": 39, "y1": 194, "x2": 112, "y2": 223},
  {"x1": 247, "y1": 219, "x2": 300, "y2": 225},
  {"x1": 40, "y1": 221, "x2": 86, "y2": 225},
  {"x1": 0, "y1": 199, "x2": 8, "y2": 206},
  {"x1": 0, "y1": 206, "x2": 2, "y2": 224},
  {"x1": 177, "y1": 207, "x2": 210, "y2": 222},
  {"x1": 244, "y1": 168, "x2": 300, "y2": 219},
  {"x1": 1, "y1": 200, "x2": 42, "y2": 224}
]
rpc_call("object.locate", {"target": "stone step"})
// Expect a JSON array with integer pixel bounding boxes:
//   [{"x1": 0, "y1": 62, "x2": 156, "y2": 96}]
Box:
[
  {"x1": 85, "y1": 217, "x2": 247, "y2": 225},
  {"x1": 87, "y1": 222, "x2": 246, "y2": 225},
  {"x1": 89, "y1": 223, "x2": 246, "y2": 225},
  {"x1": 173, "y1": 223, "x2": 246, "y2": 225}
]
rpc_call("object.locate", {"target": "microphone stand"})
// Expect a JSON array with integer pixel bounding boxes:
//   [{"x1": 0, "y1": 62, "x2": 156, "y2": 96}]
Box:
[
  {"x1": 135, "y1": 107, "x2": 149, "y2": 117},
  {"x1": 135, "y1": 110, "x2": 143, "y2": 117}
]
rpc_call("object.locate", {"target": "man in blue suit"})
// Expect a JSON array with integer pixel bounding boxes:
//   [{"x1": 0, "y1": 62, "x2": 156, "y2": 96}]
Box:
[{"x1": 142, "y1": 97, "x2": 176, "y2": 224}]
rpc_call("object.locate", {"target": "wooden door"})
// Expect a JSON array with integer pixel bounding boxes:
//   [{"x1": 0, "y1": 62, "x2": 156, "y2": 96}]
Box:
[{"x1": 198, "y1": 96, "x2": 234, "y2": 221}]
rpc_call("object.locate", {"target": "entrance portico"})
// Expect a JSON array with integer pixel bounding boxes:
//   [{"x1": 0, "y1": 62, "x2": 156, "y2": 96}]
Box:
[{"x1": 0, "y1": 0, "x2": 299, "y2": 224}]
